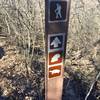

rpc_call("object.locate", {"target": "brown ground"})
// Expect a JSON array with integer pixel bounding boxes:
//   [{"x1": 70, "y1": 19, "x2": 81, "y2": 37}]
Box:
[{"x1": 0, "y1": 34, "x2": 100, "y2": 100}]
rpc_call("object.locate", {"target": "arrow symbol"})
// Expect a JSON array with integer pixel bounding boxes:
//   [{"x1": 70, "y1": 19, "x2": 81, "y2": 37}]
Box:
[{"x1": 51, "y1": 37, "x2": 61, "y2": 48}]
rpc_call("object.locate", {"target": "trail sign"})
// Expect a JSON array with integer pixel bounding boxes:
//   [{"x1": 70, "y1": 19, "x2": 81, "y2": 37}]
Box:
[
  {"x1": 48, "y1": 50, "x2": 63, "y2": 65},
  {"x1": 48, "y1": 33, "x2": 65, "y2": 51},
  {"x1": 45, "y1": 0, "x2": 71, "y2": 99},
  {"x1": 51, "y1": 37, "x2": 61, "y2": 48},
  {"x1": 49, "y1": 65, "x2": 62, "y2": 78},
  {"x1": 49, "y1": 0, "x2": 67, "y2": 22}
]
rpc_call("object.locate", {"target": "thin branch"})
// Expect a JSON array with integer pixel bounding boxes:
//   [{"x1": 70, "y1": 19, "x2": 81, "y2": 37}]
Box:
[{"x1": 85, "y1": 72, "x2": 100, "y2": 100}]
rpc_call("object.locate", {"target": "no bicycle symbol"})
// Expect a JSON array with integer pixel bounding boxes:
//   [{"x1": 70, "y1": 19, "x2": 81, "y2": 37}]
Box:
[{"x1": 49, "y1": 0, "x2": 67, "y2": 22}]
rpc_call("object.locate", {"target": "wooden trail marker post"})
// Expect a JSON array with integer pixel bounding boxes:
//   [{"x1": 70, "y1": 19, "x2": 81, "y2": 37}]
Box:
[{"x1": 45, "y1": 0, "x2": 71, "y2": 100}]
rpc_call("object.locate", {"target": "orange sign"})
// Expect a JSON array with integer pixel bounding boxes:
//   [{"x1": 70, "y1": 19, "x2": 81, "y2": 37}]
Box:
[{"x1": 49, "y1": 65, "x2": 62, "y2": 78}]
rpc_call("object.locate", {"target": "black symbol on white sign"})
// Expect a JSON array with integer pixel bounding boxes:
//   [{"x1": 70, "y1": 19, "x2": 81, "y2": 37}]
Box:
[{"x1": 49, "y1": 1, "x2": 67, "y2": 22}]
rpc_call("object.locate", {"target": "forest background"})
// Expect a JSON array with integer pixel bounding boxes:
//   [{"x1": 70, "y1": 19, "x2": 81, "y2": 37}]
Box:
[{"x1": 0, "y1": 0, "x2": 100, "y2": 100}]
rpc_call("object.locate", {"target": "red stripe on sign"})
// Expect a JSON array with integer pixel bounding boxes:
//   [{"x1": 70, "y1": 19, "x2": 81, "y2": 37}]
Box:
[{"x1": 48, "y1": 50, "x2": 63, "y2": 65}]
